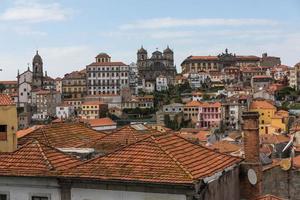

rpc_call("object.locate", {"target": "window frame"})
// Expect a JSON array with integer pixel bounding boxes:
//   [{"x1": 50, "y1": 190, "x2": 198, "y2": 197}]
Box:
[
  {"x1": 29, "y1": 193, "x2": 51, "y2": 200},
  {"x1": 0, "y1": 192, "x2": 10, "y2": 200}
]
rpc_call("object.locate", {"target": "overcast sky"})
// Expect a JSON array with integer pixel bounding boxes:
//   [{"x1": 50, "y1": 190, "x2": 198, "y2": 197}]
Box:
[{"x1": 0, "y1": 0, "x2": 300, "y2": 80}]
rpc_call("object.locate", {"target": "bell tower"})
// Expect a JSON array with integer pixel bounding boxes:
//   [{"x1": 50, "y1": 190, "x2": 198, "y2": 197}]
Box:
[
  {"x1": 32, "y1": 50, "x2": 43, "y2": 89},
  {"x1": 137, "y1": 46, "x2": 147, "y2": 68}
]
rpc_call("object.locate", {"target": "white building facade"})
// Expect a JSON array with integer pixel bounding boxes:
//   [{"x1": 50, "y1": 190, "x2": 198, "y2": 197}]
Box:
[
  {"x1": 156, "y1": 75, "x2": 168, "y2": 91},
  {"x1": 86, "y1": 53, "x2": 129, "y2": 96}
]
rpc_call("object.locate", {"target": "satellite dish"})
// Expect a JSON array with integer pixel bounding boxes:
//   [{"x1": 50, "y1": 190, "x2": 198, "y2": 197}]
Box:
[
  {"x1": 280, "y1": 158, "x2": 291, "y2": 171},
  {"x1": 247, "y1": 169, "x2": 257, "y2": 185}
]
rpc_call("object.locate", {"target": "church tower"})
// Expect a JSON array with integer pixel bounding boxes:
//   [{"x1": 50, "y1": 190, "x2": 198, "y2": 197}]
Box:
[
  {"x1": 137, "y1": 46, "x2": 148, "y2": 68},
  {"x1": 32, "y1": 51, "x2": 43, "y2": 89},
  {"x1": 163, "y1": 46, "x2": 174, "y2": 66}
]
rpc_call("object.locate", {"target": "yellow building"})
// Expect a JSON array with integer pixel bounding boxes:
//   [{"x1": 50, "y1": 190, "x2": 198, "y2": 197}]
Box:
[
  {"x1": 80, "y1": 101, "x2": 108, "y2": 119},
  {"x1": 0, "y1": 94, "x2": 17, "y2": 152},
  {"x1": 250, "y1": 100, "x2": 288, "y2": 134},
  {"x1": 270, "y1": 110, "x2": 289, "y2": 134}
]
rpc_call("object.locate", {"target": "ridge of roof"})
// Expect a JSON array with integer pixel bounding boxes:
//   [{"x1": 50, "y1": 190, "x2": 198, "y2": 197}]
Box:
[
  {"x1": 150, "y1": 135, "x2": 194, "y2": 180},
  {"x1": 35, "y1": 140, "x2": 55, "y2": 171}
]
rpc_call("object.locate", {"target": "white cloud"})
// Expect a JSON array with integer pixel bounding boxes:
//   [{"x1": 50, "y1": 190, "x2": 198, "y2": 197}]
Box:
[
  {"x1": 0, "y1": 0, "x2": 71, "y2": 23},
  {"x1": 149, "y1": 31, "x2": 196, "y2": 39},
  {"x1": 120, "y1": 17, "x2": 279, "y2": 30}
]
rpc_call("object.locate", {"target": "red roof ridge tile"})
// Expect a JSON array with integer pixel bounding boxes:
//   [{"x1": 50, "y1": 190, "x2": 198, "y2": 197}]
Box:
[{"x1": 35, "y1": 140, "x2": 55, "y2": 171}]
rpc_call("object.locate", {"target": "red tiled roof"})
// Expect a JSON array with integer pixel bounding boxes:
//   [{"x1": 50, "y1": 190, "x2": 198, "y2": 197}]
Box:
[
  {"x1": 66, "y1": 133, "x2": 241, "y2": 184},
  {"x1": 16, "y1": 125, "x2": 44, "y2": 139},
  {"x1": 0, "y1": 80, "x2": 17, "y2": 85},
  {"x1": 185, "y1": 100, "x2": 202, "y2": 107},
  {"x1": 189, "y1": 56, "x2": 218, "y2": 61},
  {"x1": 87, "y1": 117, "x2": 116, "y2": 127},
  {"x1": 0, "y1": 94, "x2": 14, "y2": 106},
  {"x1": 18, "y1": 123, "x2": 105, "y2": 148},
  {"x1": 0, "y1": 140, "x2": 81, "y2": 177},
  {"x1": 87, "y1": 62, "x2": 127, "y2": 66},
  {"x1": 82, "y1": 125, "x2": 162, "y2": 154},
  {"x1": 63, "y1": 70, "x2": 86, "y2": 79},
  {"x1": 260, "y1": 134, "x2": 290, "y2": 144},
  {"x1": 210, "y1": 141, "x2": 241, "y2": 154},
  {"x1": 250, "y1": 100, "x2": 276, "y2": 110}
]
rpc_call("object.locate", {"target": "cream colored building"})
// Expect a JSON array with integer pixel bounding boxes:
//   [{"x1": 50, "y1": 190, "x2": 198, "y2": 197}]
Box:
[
  {"x1": 0, "y1": 94, "x2": 17, "y2": 152},
  {"x1": 80, "y1": 101, "x2": 108, "y2": 119}
]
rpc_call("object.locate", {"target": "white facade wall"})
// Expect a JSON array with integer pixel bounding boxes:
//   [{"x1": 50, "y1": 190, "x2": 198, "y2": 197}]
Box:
[
  {"x1": 56, "y1": 106, "x2": 74, "y2": 119},
  {"x1": 0, "y1": 177, "x2": 60, "y2": 200},
  {"x1": 18, "y1": 82, "x2": 32, "y2": 104},
  {"x1": 87, "y1": 65, "x2": 129, "y2": 95},
  {"x1": 19, "y1": 71, "x2": 33, "y2": 84},
  {"x1": 71, "y1": 188, "x2": 186, "y2": 200},
  {"x1": 156, "y1": 77, "x2": 168, "y2": 91}
]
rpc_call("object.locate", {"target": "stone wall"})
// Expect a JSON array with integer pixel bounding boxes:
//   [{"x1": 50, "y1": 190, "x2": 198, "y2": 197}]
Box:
[
  {"x1": 200, "y1": 167, "x2": 240, "y2": 200},
  {"x1": 263, "y1": 166, "x2": 300, "y2": 200}
]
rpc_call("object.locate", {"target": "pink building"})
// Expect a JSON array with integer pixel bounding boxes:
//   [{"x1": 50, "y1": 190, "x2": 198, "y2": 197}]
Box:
[{"x1": 197, "y1": 102, "x2": 222, "y2": 128}]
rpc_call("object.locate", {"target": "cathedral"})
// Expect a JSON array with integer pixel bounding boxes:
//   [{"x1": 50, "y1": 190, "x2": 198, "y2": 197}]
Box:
[{"x1": 137, "y1": 46, "x2": 177, "y2": 85}]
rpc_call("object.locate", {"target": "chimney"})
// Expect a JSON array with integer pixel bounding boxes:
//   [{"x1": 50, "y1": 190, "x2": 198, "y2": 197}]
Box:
[
  {"x1": 243, "y1": 111, "x2": 260, "y2": 163},
  {"x1": 240, "y1": 111, "x2": 262, "y2": 200}
]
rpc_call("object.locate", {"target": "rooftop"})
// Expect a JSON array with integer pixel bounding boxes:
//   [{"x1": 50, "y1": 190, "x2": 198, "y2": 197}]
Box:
[
  {"x1": 65, "y1": 133, "x2": 241, "y2": 184},
  {"x1": 86, "y1": 117, "x2": 116, "y2": 127},
  {"x1": 82, "y1": 125, "x2": 162, "y2": 154},
  {"x1": 18, "y1": 123, "x2": 105, "y2": 148},
  {"x1": 87, "y1": 62, "x2": 127, "y2": 67},
  {"x1": 0, "y1": 140, "x2": 81, "y2": 177},
  {"x1": 250, "y1": 100, "x2": 276, "y2": 110},
  {"x1": 0, "y1": 94, "x2": 14, "y2": 106}
]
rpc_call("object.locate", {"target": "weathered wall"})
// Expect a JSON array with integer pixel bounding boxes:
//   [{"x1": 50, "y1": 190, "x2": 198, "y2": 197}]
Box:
[
  {"x1": 201, "y1": 167, "x2": 240, "y2": 200},
  {"x1": 0, "y1": 177, "x2": 61, "y2": 200},
  {"x1": 263, "y1": 167, "x2": 300, "y2": 200},
  {"x1": 0, "y1": 104, "x2": 17, "y2": 152},
  {"x1": 71, "y1": 188, "x2": 186, "y2": 200}
]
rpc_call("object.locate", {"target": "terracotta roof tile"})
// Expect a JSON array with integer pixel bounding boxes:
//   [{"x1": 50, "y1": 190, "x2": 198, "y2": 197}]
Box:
[
  {"x1": 250, "y1": 100, "x2": 276, "y2": 110},
  {"x1": 87, "y1": 117, "x2": 116, "y2": 127},
  {"x1": 18, "y1": 123, "x2": 105, "y2": 148},
  {"x1": 16, "y1": 125, "x2": 44, "y2": 139},
  {"x1": 83, "y1": 125, "x2": 162, "y2": 154},
  {"x1": 65, "y1": 133, "x2": 242, "y2": 184},
  {"x1": 185, "y1": 100, "x2": 202, "y2": 107},
  {"x1": 0, "y1": 94, "x2": 14, "y2": 105},
  {"x1": 210, "y1": 141, "x2": 241, "y2": 154},
  {"x1": 0, "y1": 140, "x2": 82, "y2": 177},
  {"x1": 260, "y1": 134, "x2": 290, "y2": 144},
  {"x1": 0, "y1": 81, "x2": 17, "y2": 85}
]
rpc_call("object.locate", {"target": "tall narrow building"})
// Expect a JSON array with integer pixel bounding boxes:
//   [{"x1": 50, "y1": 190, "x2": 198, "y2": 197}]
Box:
[{"x1": 32, "y1": 51, "x2": 44, "y2": 89}]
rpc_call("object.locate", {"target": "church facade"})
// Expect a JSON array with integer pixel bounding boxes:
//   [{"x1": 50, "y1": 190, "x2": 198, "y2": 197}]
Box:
[{"x1": 137, "y1": 46, "x2": 177, "y2": 85}]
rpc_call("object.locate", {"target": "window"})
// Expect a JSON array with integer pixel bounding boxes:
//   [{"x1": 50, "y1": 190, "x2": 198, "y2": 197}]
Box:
[
  {"x1": 0, "y1": 193, "x2": 9, "y2": 200},
  {"x1": 31, "y1": 196, "x2": 49, "y2": 200},
  {"x1": 0, "y1": 125, "x2": 7, "y2": 141}
]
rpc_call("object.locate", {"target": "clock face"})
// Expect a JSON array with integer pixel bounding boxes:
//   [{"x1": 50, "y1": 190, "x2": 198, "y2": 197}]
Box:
[{"x1": 247, "y1": 169, "x2": 257, "y2": 185}]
